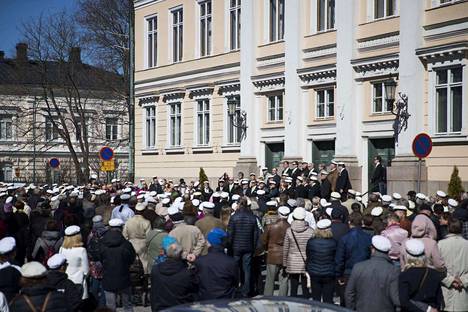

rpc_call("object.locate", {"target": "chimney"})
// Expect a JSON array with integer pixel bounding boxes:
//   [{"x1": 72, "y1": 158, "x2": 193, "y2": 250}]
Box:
[
  {"x1": 16, "y1": 43, "x2": 28, "y2": 62},
  {"x1": 0, "y1": 51, "x2": 4, "y2": 61},
  {"x1": 69, "y1": 47, "x2": 81, "y2": 64}
]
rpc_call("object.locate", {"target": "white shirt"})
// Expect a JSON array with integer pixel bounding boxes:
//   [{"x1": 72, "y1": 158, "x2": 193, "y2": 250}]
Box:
[
  {"x1": 111, "y1": 204, "x2": 135, "y2": 223},
  {"x1": 59, "y1": 246, "x2": 89, "y2": 299},
  {"x1": 288, "y1": 210, "x2": 317, "y2": 230}
]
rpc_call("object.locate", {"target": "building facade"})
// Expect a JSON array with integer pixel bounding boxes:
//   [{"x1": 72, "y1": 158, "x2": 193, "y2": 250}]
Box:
[{"x1": 134, "y1": 0, "x2": 468, "y2": 194}]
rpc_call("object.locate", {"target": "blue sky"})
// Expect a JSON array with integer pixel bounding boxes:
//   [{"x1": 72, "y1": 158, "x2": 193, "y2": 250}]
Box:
[{"x1": 0, "y1": 0, "x2": 76, "y2": 58}]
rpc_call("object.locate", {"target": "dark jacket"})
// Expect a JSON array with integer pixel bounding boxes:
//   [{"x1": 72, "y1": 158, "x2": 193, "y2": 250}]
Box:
[
  {"x1": 399, "y1": 267, "x2": 443, "y2": 312},
  {"x1": 330, "y1": 200, "x2": 349, "y2": 223},
  {"x1": 371, "y1": 163, "x2": 386, "y2": 190},
  {"x1": 320, "y1": 179, "x2": 332, "y2": 200},
  {"x1": 227, "y1": 210, "x2": 259, "y2": 255},
  {"x1": 336, "y1": 169, "x2": 352, "y2": 195},
  {"x1": 345, "y1": 252, "x2": 400, "y2": 312},
  {"x1": 331, "y1": 221, "x2": 349, "y2": 243},
  {"x1": 150, "y1": 258, "x2": 198, "y2": 311},
  {"x1": 46, "y1": 271, "x2": 83, "y2": 311},
  {"x1": 98, "y1": 229, "x2": 136, "y2": 291},
  {"x1": 306, "y1": 237, "x2": 337, "y2": 277},
  {"x1": 0, "y1": 264, "x2": 21, "y2": 302},
  {"x1": 195, "y1": 246, "x2": 238, "y2": 300},
  {"x1": 335, "y1": 227, "x2": 372, "y2": 277},
  {"x1": 9, "y1": 285, "x2": 69, "y2": 312},
  {"x1": 308, "y1": 183, "x2": 321, "y2": 199}
]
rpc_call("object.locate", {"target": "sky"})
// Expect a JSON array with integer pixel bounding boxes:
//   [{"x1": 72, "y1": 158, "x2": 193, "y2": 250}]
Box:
[{"x1": 0, "y1": 0, "x2": 76, "y2": 58}]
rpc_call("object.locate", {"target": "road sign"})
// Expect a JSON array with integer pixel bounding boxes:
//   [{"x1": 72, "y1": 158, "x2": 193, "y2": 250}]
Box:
[
  {"x1": 412, "y1": 133, "x2": 433, "y2": 159},
  {"x1": 49, "y1": 158, "x2": 60, "y2": 168},
  {"x1": 99, "y1": 146, "x2": 114, "y2": 161},
  {"x1": 101, "y1": 160, "x2": 115, "y2": 172}
]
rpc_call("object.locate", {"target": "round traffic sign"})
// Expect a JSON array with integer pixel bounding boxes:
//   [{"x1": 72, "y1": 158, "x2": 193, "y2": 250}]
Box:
[
  {"x1": 49, "y1": 158, "x2": 60, "y2": 168},
  {"x1": 99, "y1": 146, "x2": 114, "y2": 161},
  {"x1": 412, "y1": 133, "x2": 432, "y2": 159}
]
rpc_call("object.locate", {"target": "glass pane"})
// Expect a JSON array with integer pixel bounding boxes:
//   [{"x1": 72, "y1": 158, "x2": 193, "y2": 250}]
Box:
[
  {"x1": 317, "y1": 90, "x2": 325, "y2": 104},
  {"x1": 270, "y1": 0, "x2": 276, "y2": 41},
  {"x1": 318, "y1": 0, "x2": 326, "y2": 31},
  {"x1": 173, "y1": 27, "x2": 177, "y2": 61},
  {"x1": 148, "y1": 19, "x2": 153, "y2": 31},
  {"x1": 154, "y1": 33, "x2": 157, "y2": 66},
  {"x1": 279, "y1": 0, "x2": 284, "y2": 40},
  {"x1": 317, "y1": 103, "x2": 324, "y2": 117},
  {"x1": 436, "y1": 69, "x2": 447, "y2": 84},
  {"x1": 179, "y1": 25, "x2": 183, "y2": 61},
  {"x1": 374, "y1": 83, "x2": 382, "y2": 97},
  {"x1": 375, "y1": 0, "x2": 384, "y2": 18},
  {"x1": 205, "y1": 114, "x2": 210, "y2": 144},
  {"x1": 201, "y1": 19, "x2": 206, "y2": 56},
  {"x1": 207, "y1": 17, "x2": 212, "y2": 55},
  {"x1": 237, "y1": 8, "x2": 241, "y2": 48},
  {"x1": 177, "y1": 117, "x2": 181, "y2": 145},
  {"x1": 230, "y1": 11, "x2": 236, "y2": 49},
  {"x1": 198, "y1": 114, "x2": 203, "y2": 144},
  {"x1": 207, "y1": 1, "x2": 212, "y2": 14},
  {"x1": 231, "y1": 0, "x2": 236, "y2": 7},
  {"x1": 148, "y1": 34, "x2": 153, "y2": 67},
  {"x1": 451, "y1": 67, "x2": 462, "y2": 83},
  {"x1": 201, "y1": 3, "x2": 205, "y2": 16},
  {"x1": 328, "y1": 0, "x2": 335, "y2": 29},
  {"x1": 386, "y1": 0, "x2": 394, "y2": 16},
  {"x1": 328, "y1": 102, "x2": 334, "y2": 117},
  {"x1": 452, "y1": 86, "x2": 462, "y2": 132},
  {"x1": 436, "y1": 88, "x2": 447, "y2": 133}
]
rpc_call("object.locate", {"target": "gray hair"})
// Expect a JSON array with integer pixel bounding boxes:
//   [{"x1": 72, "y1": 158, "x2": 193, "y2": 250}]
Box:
[
  {"x1": 296, "y1": 198, "x2": 306, "y2": 208},
  {"x1": 166, "y1": 243, "x2": 183, "y2": 259}
]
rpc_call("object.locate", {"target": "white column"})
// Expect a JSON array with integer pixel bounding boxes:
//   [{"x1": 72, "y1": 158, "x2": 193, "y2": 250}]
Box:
[{"x1": 283, "y1": 0, "x2": 303, "y2": 160}]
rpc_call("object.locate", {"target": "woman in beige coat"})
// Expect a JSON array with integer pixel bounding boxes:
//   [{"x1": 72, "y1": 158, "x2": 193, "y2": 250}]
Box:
[{"x1": 283, "y1": 207, "x2": 314, "y2": 297}]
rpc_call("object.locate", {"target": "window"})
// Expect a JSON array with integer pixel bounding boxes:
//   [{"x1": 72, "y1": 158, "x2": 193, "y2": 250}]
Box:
[
  {"x1": 227, "y1": 96, "x2": 242, "y2": 144},
  {"x1": 435, "y1": 67, "x2": 463, "y2": 134},
  {"x1": 317, "y1": 0, "x2": 335, "y2": 31},
  {"x1": 105, "y1": 118, "x2": 118, "y2": 141},
  {"x1": 146, "y1": 16, "x2": 158, "y2": 68},
  {"x1": 374, "y1": 0, "x2": 395, "y2": 19},
  {"x1": 199, "y1": 1, "x2": 212, "y2": 57},
  {"x1": 75, "y1": 117, "x2": 93, "y2": 141},
  {"x1": 2, "y1": 164, "x2": 13, "y2": 182},
  {"x1": 172, "y1": 8, "x2": 183, "y2": 62},
  {"x1": 0, "y1": 116, "x2": 12, "y2": 140},
  {"x1": 230, "y1": 0, "x2": 241, "y2": 50},
  {"x1": 316, "y1": 89, "x2": 334, "y2": 118},
  {"x1": 439, "y1": 0, "x2": 462, "y2": 5},
  {"x1": 196, "y1": 99, "x2": 210, "y2": 146},
  {"x1": 45, "y1": 117, "x2": 59, "y2": 141},
  {"x1": 372, "y1": 82, "x2": 393, "y2": 113},
  {"x1": 268, "y1": 94, "x2": 283, "y2": 121},
  {"x1": 169, "y1": 102, "x2": 182, "y2": 146},
  {"x1": 269, "y1": 0, "x2": 285, "y2": 42},
  {"x1": 145, "y1": 106, "x2": 156, "y2": 148}
]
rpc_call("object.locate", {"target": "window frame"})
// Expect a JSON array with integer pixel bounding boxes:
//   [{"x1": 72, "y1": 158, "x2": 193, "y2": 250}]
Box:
[
  {"x1": 145, "y1": 14, "x2": 158, "y2": 68},
  {"x1": 196, "y1": 99, "x2": 211, "y2": 146},
  {"x1": 168, "y1": 102, "x2": 182, "y2": 147},
  {"x1": 229, "y1": 0, "x2": 241, "y2": 51},
  {"x1": 226, "y1": 96, "x2": 242, "y2": 145},
  {"x1": 267, "y1": 94, "x2": 284, "y2": 122},
  {"x1": 171, "y1": 7, "x2": 184, "y2": 63},
  {"x1": 317, "y1": 0, "x2": 335, "y2": 32},
  {"x1": 373, "y1": 0, "x2": 395, "y2": 20},
  {"x1": 434, "y1": 66, "x2": 463, "y2": 135},
  {"x1": 371, "y1": 81, "x2": 393, "y2": 114},
  {"x1": 269, "y1": 0, "x2": 285, "y2": 43},
  {"x1": 144, "y1": 105, "x2": 157, "y2": 149},
  {"x1": 105, "y1": 117, "x2": 119, "y2": 141},
  {"x1": 315, "y1": 88, "x2": 335, "y2": 119},
  {"x1": 0, "y1": 115, "x2": 13, "y2": 141},
  {"x1": 199, "y1": 0, "x2": 212, "y2": 57},
  {"x1": 45, "y1": 117, "x2": 59, "y2": 141}
]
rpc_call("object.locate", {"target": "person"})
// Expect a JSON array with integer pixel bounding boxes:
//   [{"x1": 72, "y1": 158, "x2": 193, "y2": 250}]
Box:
[
  {"x1": 59, "y1": 225, "x2": 89, "y2": 299},
  {"x1": 336, "y1": 162, "x2": 352, "y2": 197},
  {"x1": 111, "y1": 194, "x2": 134, "y2": 223},
  {"x1": 320, "y1": 171, "x2": 332, "y2": 200},
  {"x1": 9, "y1": 261, "x2": 68, "y2": 312},
  {"x1": 399, "y1": 239, "x2": 443, "y2": 312},
  {"x1": 99, "y1": 218, "x2": 136, "y2": 312},
  {"x1": 0, "y1": 236, "x2": 21, "y2": 302},
  {"x1": 335, "y1": 212, "x2": 372, "y2": 306},
  {"x1": 306, "y1": 219, "x2": 337, "y2": 304},
  {"x1": 345, "y1": 235, "x2": 399, "y2": 312},
  {"x1": 146, "y1": 216, "x2": 168, "y2": 273},
  {"x1": 330, "y1": 210, "x2": 349, "y2": 243},
  {"x1": 394, "y1": 204, "x2": 412, "y2": 235},
  {"x1": 227, "y1": 197, "x2": 260, "y2": 297},
  {"x1": 123, "y1": 203, "x2": 152, "y2": 275},
  {"x1": 381, "y1": 213, "x2": 408, "y2": 267},
  {"x1": 46, "y1": 253, "x2": 83, "y2": 311},
  {"x1": 0, "y1": 291, "x2": 8, "y2": 312},
  {"x1": 371, "y1": 156, "x2": 386, "y2": 195},
  {"x1": 31, "y1": 220, "x2": 63, "y2": 265},
  {"x1": 150, "y1": 240, "x2": 198, "y2": 311},
  {"x1": 329, "y1": 192, "x2": 349, "y2": 224},
  {"x1": 437, "y1": 218, "x2": 468, "y2": 312},
  {"x1": 195, "y1": 228, "x2": 238, "y2": 300},
  {"x1": 195, "y1": 202, "x2": 224, "y2": 238},
  {"x1": 283, "y1": 207, "x2": 314, "y2": 297},
  {"x1": 262, "y1": 206, "x2": 290, "y2": 296}
]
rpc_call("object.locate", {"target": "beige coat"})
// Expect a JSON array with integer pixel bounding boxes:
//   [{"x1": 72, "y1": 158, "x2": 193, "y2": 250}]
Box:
[
  {"x1": 123, "y1": 215, "x2": 151, "y2": 273},
  {"x1": 283, "y1": 220, "x2": 314, "y2": 274},
  {"x1": 169, "y1": 223, "x2": 206, "y2": 259},
  {"x1": 438, "y1": 234, "x2": 468, "y2": 312}
]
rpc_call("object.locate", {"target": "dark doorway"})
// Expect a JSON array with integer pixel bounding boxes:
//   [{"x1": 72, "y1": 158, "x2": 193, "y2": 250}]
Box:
[
  {"x1": 368, "y1": 138, "x2": 395, "y2": 184},
  {"x1": 312, "y1": 140, "x2": 335, "y2": 170},
  {"x1": 265, "y1": 143, "x2": 284, "y2": 171}
]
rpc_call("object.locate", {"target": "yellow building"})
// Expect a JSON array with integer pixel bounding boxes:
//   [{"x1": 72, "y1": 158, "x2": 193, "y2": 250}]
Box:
[{"x1": 134, "y1": 0, "x2": 468, "y2": 194}]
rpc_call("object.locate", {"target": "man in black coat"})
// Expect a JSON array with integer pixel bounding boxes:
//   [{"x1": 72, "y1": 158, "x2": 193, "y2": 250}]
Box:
[
  {"x1": 98, "y1": 220, "x2": 136, "y2": 312},
  {"x1": 0, "y1": 237, "x2": 21, "y2": 302},
  {"x1": 370, "y1": 156, "x2": 387, "y2": 194},
  {"x1": 195, "y1": 228, "x2": 238, "y2": 300},
  {"x1": 151, "y1": 241, "x2": 198, "y2": 311},
  {"x1": 336, "y1": 163, "x2": 352, "y2": 198},
  {"x1": 330, "y1": 192, "x2": 349, "y2": 224},
  {"x1": 320, "y1": 171, "x2": 332, "y2": 200}
]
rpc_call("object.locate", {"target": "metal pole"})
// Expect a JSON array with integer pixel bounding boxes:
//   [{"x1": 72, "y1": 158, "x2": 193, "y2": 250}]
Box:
[
  {"x1": 128, "y1": 3, "x2": 135, "y2": 183},
  {"x1": 32, "y1": 97, "x2": 37, "y2": 184},
  {"x1": 417, "y1": 158, "x2": 422, "y2": 193}
]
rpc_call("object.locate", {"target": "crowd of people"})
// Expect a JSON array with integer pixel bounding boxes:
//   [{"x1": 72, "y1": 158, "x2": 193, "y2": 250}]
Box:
[{"x1": 0, "y1": 158, "x2": 467, "y2": 312}]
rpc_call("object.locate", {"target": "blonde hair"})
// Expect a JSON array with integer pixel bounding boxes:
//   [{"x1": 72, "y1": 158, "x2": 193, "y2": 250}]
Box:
[
  {"x1": 403, "y1": 254, "x2": 427, "y2": 271},
  {"x1": 315, "y1": 228, "x2": 333, "y2": 239},
  {"x1": 62, "y1": 234, "x2": 83, "y2": 249}
]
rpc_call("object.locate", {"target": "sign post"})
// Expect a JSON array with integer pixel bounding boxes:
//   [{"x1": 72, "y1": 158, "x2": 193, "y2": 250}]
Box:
[
  {"x1": 412, "y1": 133, "x2": 433, "y2": 193},
  {"x1": 99, "y1": 146, "x2": 115, "y2": 174}
]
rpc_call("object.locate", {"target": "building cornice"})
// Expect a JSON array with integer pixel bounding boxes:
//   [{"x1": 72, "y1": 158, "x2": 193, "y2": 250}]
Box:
[
  {"x1": 416, "y1": 41, "x2": 468, "y2": 61},
  {"x1": 251, "y1": 74, "x2": 285, "y2": 94},
  {"x1": 138, "y1": 95, "x2": 159, "y2": 106},
  {"x1": 298, "y1": 66, "x2": 336, "y2": 88},
  {"x1": 352, "y1": 54, "x2": 399, "y2": 81}
]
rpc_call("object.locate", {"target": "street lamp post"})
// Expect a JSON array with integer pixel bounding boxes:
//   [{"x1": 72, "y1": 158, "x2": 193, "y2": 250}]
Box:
[
  {"x1": 385, "y1": 80, "x2": 411, "y2": 145},
  {"x1": 227, "y1": 97, "x2": 248, "y2": 141}
]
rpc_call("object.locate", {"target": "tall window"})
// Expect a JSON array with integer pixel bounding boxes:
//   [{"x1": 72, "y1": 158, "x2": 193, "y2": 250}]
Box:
[
  {"x1": 227, "y1": 96, "x2": 241, "y2": 144},
  {"x1": 317, "y1": 0, "x2": 335, "y2": 31},
  {"x1": 269, "y1": 0, "x2": 285, "y2": 42},
  {"x1": 435, "y1": 67, "x2": 462, "y2": 134},
  {"x1": 145, "y1": 106, "x2": 156, "y2": 148},
  {"x1": 372, "y1": 82, "x2": 393, "y2": 113},
  {"x1": 146, "y1": 16, "x2": 158, "y2": 68},
  {"x1": 316, "y1": 89, "x2": 334, "y2": 118},
  {"x1": 172, "y1": 8, "x2": 183, "y2": 62},
  {"x1": 374, "y1": 0, "x2": 395, "y2": 19},
  {"x1": 45, "y1": 117, "x2": 59, "y2": 141},
  {"x1": 0, "y1": 116, "x2": 12, "y2": 140},
  {"x1": 268, "y1": 94, "x2": 283, "y2": 121},
  {"x1": 230, "y1": 0, "x2": 241, "y2": 50},
  {"x1": 105, "y1": 118, "x2": 118, "y2": 141},
  {"x1": 196, "y1": 99, "x2": 210, "y2": 146},
  {"x1": 199, "y1": 1, "x2": 212, "y2": 57},
  {"x1": 169, "y1": 103, "x2": 182, "y2": 146}
]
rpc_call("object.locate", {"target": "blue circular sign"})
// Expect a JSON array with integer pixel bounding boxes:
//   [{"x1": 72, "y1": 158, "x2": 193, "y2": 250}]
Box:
[
  {"x1": 99, "y1": 146, "x2": 114, "y2": 161},
  {"x1": 49, "y1": 158, "x2": 60, "y2": 168},
  {"x1": 412, "y1": 133, "x2": 432, "y2": 159}
]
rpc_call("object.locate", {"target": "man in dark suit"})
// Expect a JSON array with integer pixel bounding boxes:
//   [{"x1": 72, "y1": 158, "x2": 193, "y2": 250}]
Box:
[
  {"x1": 271, "y1": 168, "x2": 281, "y2": 186},
  {"x1": 227, "y1": 177, "x2": 240, "y2": 195},
  {"x1": 290, "y1": 161, "x2": 302, "y2": 186},
  {"x1": 336, "y1": 162, "x2": 352, "y2": 197},
  {"x1": 281, "y1": 160, "x2": 291, "y2": 177},
  {"x1": 215, "y1": 179, "x2": 229, "y2": 192},
  {"x1": 370, "y1": 156, "x2": 387, "y2": 195},
  {"x1": 320, "y1": 171, "x2": 332, "y2": 200}
]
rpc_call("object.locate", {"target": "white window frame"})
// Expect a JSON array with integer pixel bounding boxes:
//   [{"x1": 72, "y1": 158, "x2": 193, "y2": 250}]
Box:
[
  {"x1": 171, "y1": 7, "x2": 183, "y2": 63},
  {"x1": 267, "y1": 94, "x2": 284, "y2": 122},
  {"x1": 371, "y1": 81, "x2": 393, "y2": 114},
  {"x1": 105, "y1": 117, "x2": 119, "y2": 141},
  {"x1": 168, "y1": 102, "x2": 182, "y2": 147},
  {"x1": 315, "y1": 88, "x2": 334, "y2": 119},
  {"x1": 435, "y1": 0, "x2": 463, "y2": 7},
  {"x1": 373, "y1": 0, "x2": 396, "y2": 20},
  {"x1": 45, "y1": 117, "x2": 59, "y2": 141},
  {"x1": 0, "y1": 115, "x2": 13, "y2": 141},
  {"x1": 142, "y1": 103, "x2": 157, "y2": 150},
  {"x1": 2, "y1": 164, "x2": 13, "y2": 182},
  {"x1": 268, "y1": 0, "x2": 285, "y2": 43},
  {"x1": 145, "y1": 14, "x2": 158, "y2": 68},
  {"x1": 199, "y1": 0, "x2": 212, "y2": 57},
  {"x1": 229, "y1": 0, "x2": 241, "y2": 51},
  {"x1": 195, "y1": 99, "x2": 211, "y2": 146},
  {"x1": 226, "y1": 96, "x2": 242, "y2": 145},
  {"x1": 317, "y1": 0, "x2": 335, "y2": 32}
]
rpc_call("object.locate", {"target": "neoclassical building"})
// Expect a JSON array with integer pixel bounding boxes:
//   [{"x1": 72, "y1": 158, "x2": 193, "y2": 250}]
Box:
[{"x1": 134, "y1": 0, "x2": 468, "y2": 194}]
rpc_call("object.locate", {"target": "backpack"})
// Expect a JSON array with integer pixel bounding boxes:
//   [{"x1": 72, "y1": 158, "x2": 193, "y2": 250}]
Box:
[
  {"x1": 42, "y1": 240, "x2": 59, "y2": 266},
  {"x1": 129, "y1": 255, "x2": 145, "y2": 286}
]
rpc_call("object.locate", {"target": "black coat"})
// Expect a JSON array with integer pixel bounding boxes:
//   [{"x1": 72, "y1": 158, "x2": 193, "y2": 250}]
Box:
[
  {"x1": 320, "y1": 179, "x2": 332, "y2": 200},
  {"x1": 9, "y1": 285, "x2": 69, "y2": 312},
  {"x1": 371, "y1": 163, "x2": 386, "y2": 190},
  {"x1": 195, "y1": 246, "x2": 238, "y2": 300},
  {"x1": 46, "y1": 271, "x2": 83, "y2": 311},
  {"x1": 227, "y1": 210, "x2": 259, "y2": 256},
  {"x1": 399, "y1": 267, "x2": 443, "y2": 312},
  {"x1": 306, "y1": 237, "x2": 337, "y2": 277},
  {"x1": 150, "y1": 258, "x2": 198, "y2": 311},
  {"x1": 98, "y1": 229, "x2": 136, "y2": 291},
  {"x1": 336, "y1": 169, "x2": 352, "y2": 194},
  {"x1": 331, "y1": 221, "x2": 349, "y2": 243},
  {"x1": 308, "y1": 183, "x2": 321, "y2": 199},
  {"x1": 330, "y1": 200, "x2": 349, "y2": 223},
  {"x1": 0, "y1": 265, "x2": 21, "y2": 302}
]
